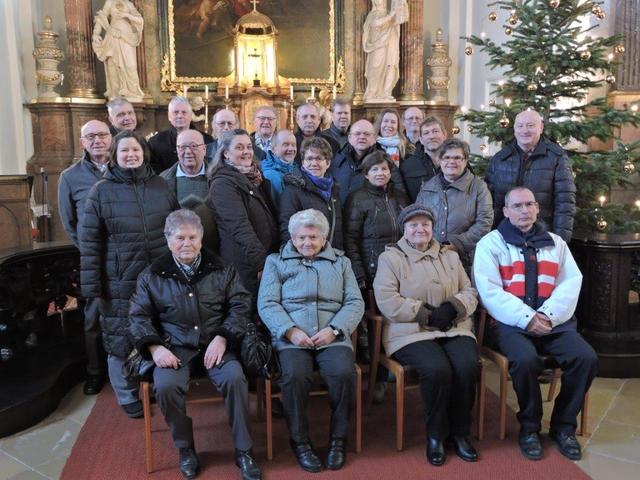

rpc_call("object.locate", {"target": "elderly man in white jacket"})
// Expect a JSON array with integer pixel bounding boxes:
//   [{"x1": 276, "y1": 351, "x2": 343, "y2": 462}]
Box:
[{"x1": 473, "y1": 187, "x2": 597, "y2": 462}]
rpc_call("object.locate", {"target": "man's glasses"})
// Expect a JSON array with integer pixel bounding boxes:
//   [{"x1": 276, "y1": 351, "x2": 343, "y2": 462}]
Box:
[
  {"x1": 83, "y1": 132, "x2": 111, "y2": 141},
  {"x1": 177, "y1": 144, "x2": 205, "y2": 152}
]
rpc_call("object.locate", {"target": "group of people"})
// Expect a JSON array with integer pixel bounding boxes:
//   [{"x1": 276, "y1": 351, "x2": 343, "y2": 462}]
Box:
[{"x1": 57, "y1": 96, "x2": 597, "y2": 479}]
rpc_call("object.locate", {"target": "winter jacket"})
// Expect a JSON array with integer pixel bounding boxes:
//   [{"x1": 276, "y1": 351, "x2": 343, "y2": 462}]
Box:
[
  {"x1": 206, "y1": 164, "x2": 279, "y2": 296},
  {"x1": 278, "y1": 168, "x2": 344, "y2": 249},
  {"x1": 79, "y1": 163, "x2": 179, "y2": 357},
  {"x1": 400, "y1": 142, "x2": 439, "y2": 202},
  {"x1": 329, "y1": 143, "x2": 406, "y2": 203},
  {"x1": 128, "y1": 249, "x2": 251, "y2": 362},
  {"x1": 322, "y1": 123, "x2": 349, "y2": 150},
  {"x1": 373, "y1": 237, "x2": 477, "y2": 356},
  {"x1": 58, "y1": 151, "x2": 105, "y2": 248},
  {"x1": 485, "y1": 137, "x2": 576, "y2": 241},
  {"x1": 261, "y1": 150, "x2": 296, "y2": 205},
  {"x1": 416, "y1": 170, "x2": 493, "y2": 269},
  {"x1": 257, "y1": 241, "x2": 364, "y2": 352},
  {"x1": 148, "y1": 126, "x2": 214, "y2": 174},
  {"x1": 343, "y1": 182, "x2": 408, "y2": 286}
]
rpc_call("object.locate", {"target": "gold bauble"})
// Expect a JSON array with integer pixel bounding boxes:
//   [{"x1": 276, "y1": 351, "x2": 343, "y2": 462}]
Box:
[
  {"x1": 527, "y1": 82, "x2": 538, "y2": 91},
  {"x1": 614, "y1": 44, "x2": 625, "y2": 54},
  {"x1": 508, "y1": 14, "x2": 518, "y2": 25},
  {"x1": 505, "y1": 27, "x2": 513, "y2": 36},
  {"x1": 467, "y1": 125, "x2": 474, "y2": 133},
  {"x1": 580, "y1": 50, "x2": 592, "y2": 60},
  {"x1": 605, "y1": 74, "x2": 616, "y2": 84},
  {"x1": 488, "y1": 11, "x2": 498, "y2": 21},
  {"x1": 549, "y1": 0, "x2": 560, "y2": 8},
  {"x1": 499, "y1": 116, "x2": 511, "y2": 128},
  {"x1": 624, "y1": 161, "x2": 635, "y2": 175},
  {"x1": 465, "y1": 46, "x2": 473, "y2": 56},
  {"x1": 451, "y1": 126, "x2": 461, "y2": 135},
  {"x1": 489, "y1": 98, "x2": 496, "y2": 106},
  {"x1": 479, "y1": 144, "x2": 487, "y2": 152},
  {"x1": 596, "y1": 217, "x2": 608, "y2": 232},
  {"x1": 592, "y1": 5, "x2": 605, "y2": 19}
]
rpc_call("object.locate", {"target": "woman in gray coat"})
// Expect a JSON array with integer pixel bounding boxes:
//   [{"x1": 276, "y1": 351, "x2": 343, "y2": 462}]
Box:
[
  {"x1": 258, "y1": 209, "x2": 364, "y2": 473},
  {"x1": 416, "y1": 138, "x2": 493, "y2": 270}
]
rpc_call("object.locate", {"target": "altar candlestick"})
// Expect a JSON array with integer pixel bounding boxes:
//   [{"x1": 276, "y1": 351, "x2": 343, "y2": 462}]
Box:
[
  {"x1": 290, "y1": 85, "x2": 294, "y2": 100},
  {"x1": 311, "y1": 86, "x2": 315, "y2": 98},
  {"x1": 225, "y1": 85, "x2": 229, "y2": 100},
  {"x1": 204, "y1": 85, "x2": 209, "y2": 99},
  {"x1": 182, "y1": 85, "x2": 187, "y2": 97}
]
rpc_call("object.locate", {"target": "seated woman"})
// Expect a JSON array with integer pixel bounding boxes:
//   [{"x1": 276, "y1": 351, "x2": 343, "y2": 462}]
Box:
[
  {"x1": 373, "y1": 204, "x2": 479, "y2": 467},
  {"x1": 128, "y1": 209, "x2": 261, "y2": 480},
  {"x1": 258, "y1": 209, "x2": 364, "y2": 473},
  {"x1": 373, "y1": 108, "x2": 415, "y2": 167},
  {"x1": 416, "y1": 138, "x2": 493, "y2": 271}
]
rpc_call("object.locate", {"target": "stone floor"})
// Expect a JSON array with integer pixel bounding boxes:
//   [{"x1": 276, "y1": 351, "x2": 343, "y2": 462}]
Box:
[{"x1": 1, "y1": 365, "x2": 639, "y2": 479}]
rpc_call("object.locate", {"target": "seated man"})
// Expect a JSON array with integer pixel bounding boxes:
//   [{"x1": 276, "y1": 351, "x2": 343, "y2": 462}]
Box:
[
  {"x1": 128, "y1": 209, "x2": 261, "y2": 480},
  {"x1": 473, "y1": 187, "x2": 597, "y2": 462}
]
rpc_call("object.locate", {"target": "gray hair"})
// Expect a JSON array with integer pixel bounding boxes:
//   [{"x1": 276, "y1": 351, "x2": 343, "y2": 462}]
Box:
[
  {"x1": 254, "y1": 105, "x2": 277, "y2": 118},
  {"x1": 106, "y1": 97, "x2": 133, "y2": 115},
  {"x1": 164, "y1": 209, "x2": 203, "y2": 239},
  {"x1": 168, "y1": 95, "x2": 193, "y2": 114},
  {"x1": 288, "y1": 209, "x2": 330, "y2": 239},
  {"x1": 272, "y1": 128, "x2": 295, "y2": 146}
]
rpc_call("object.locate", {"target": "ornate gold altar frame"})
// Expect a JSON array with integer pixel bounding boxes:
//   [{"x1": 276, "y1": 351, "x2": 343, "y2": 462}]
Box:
[{"x1": 160, "y1": 0, "x2": 337, "y2": 91}]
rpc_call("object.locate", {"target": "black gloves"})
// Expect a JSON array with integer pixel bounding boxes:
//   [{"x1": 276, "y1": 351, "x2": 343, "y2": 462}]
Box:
[{"x1": 429, "y1": 302, "x2": 458, "y2": 332}]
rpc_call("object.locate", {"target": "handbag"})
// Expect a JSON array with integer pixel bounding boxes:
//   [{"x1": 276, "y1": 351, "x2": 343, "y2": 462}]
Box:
[
  {"x1": 240, "y1": 322, "x2": 281, "y2": 380},
  {"x1": 121, "y1": 336, "x2": 170, "y2": 381}
]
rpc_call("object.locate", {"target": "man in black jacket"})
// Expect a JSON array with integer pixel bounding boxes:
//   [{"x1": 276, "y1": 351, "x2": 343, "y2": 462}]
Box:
[
  {"x1": 321, "y1": 98, "x2": 351, "y2": 149},
  {"x1": 148, "y1": 96, "x2": 214, "y2": 174},
  {"x1": 58, "y1": 119, "x2": 112, "y2": 395},
  {"x1": 400, "y1": 116, "x2": 446, "y2": 201},
  {"x1": 107, "y1": 97, "x2": 137, "y2": 136},
  {"x1": 485, "y1": 109, "x2": 576, "y2": 241},
  {"x1": 129, "y1": 209, "x2": 261, "y2": 480},
  {"x1": 294, "y1": 103, "x2": 340, "y2": 163}
]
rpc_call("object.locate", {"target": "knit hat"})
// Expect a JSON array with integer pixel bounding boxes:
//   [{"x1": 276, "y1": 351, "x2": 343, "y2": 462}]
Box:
[{"x1": 397, "y1": 204, "x2": 435, "y2": 229}]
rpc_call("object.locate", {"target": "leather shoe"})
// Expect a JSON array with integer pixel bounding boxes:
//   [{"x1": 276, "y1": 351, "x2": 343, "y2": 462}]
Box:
[
  {"x1": 83, "y1": 375, "x2": 104, "y2": 395},
  {"x1": 519, "y1": 431, "x2": 543, "y2": 460},
  {"x1": 235, "y1": 449, "x2": 261, "y2": 480},
  {"x1": 451, "y1": 436, "x2": 478, "y2": 462},
  {"x1": 549, "y1": 431, "x2": 582, "y2": 460},
  {"x1": 326, "y1": 437, "x2": 346, "y2": 470},
  {"x1": 426, "y1": 436, "x2": 446, "y2": 466},
  {"x1": 290, "y1": 440, "x2": 323, "y2": 473},
  {"x1": 178, "y1": 447, "x2": 199, "y2": 479},
  {"x1": 121, "y1": 400, "x2": 143, "y2": 419}
]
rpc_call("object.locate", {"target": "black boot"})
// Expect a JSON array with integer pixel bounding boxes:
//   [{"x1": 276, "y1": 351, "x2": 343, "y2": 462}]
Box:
[
  {"x1": 290, "y1": 439, "x2": 323, "y2": 473},
  {"x1": 178, "y1": 447, "x2": 199, "y2": 479},
  {"x1": 451, "y1": 436, "x2": 478, "y2": 462},
  {"x1": 426, "y1": 436, "x2": 446, "y2": 466},
  {"x1": 235, "y1": 448, "x2": 261, "y2": 480},
  {"x1": 326, "y1": 437, "x2": 347, "y2": 470}
]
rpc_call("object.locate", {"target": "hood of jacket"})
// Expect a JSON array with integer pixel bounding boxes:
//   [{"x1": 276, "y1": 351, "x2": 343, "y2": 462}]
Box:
[
  {"x1": 262, "y1": 150, "x2": 296, "y2": 175},
  {"x1": 104, "y1": 162, "x2": 155, "y2": 184}
]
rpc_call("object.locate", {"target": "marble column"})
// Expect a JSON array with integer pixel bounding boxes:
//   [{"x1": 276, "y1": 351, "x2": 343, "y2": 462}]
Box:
[
  {"x1": 352, "y1": 0, "x2": 368, "y2": 105},
  {"x1": 63, "y1": 0, "x2": 99, "y2": 98},
  {"x1": 132, "y1": 0, "x2": 150, "y2": 97},
  {"x1": 614, "y1": 0, "x2": 640, "y2": 90},
  {"x1": 399, "y1": 0, "x2": 425, "y2": 103}
]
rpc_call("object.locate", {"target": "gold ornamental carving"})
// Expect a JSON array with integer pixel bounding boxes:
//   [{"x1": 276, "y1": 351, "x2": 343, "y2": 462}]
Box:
[{"x1": 425, "y1": 28, "x2": 452, "y2": 104}]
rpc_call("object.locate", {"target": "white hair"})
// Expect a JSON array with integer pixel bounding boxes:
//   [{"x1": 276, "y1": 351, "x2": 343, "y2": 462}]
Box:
[
  {"x1": 164, "y1": 209, "x2": 203, "y2": 239},
  {"x1": 288, "y1": 209, "x2": 330, "y2": 239},
  {"x1": 168, "y1": 96, "x2": 193, "y2": 114}
]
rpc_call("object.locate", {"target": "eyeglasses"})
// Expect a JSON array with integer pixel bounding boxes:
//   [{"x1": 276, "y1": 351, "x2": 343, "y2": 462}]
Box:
[
  {"x1": 177, "y1": 143, "x2": 205, "y2": 152},
  {"x1": 83, "y1": 132, "x2": 111, "y2": 141},
  {"x1": 441, "y1": 155, "x2": 466, "y2": 163},
  {"x1": 256, "y1": 116, "x2": 276, "y2": 122},
  {"x1": 508, "y1": 201, "x2": 538, "y2": 211},
  {"x1": 350, "y1": 131, "x2": 373, "y2": 137}
]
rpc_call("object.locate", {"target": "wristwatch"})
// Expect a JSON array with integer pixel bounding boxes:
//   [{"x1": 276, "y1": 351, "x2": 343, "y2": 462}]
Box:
[{"x1": 329, "y1": 324, "x2": 344, "y2": 339}]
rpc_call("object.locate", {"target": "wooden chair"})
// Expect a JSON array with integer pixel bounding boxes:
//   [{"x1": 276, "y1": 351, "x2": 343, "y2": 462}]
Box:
[
  {"x1": 476, "y1": 309, "x2": 588, "y2": 440},
  {"x1": 140, "y1": 376, "x2": 264, "y2": 473},
  {"x1": 264, "y1": 331, "x2": 362, "y2": 461},
  {"x1": 365, "y1": 294, "x2": 486, "y2": 451}
]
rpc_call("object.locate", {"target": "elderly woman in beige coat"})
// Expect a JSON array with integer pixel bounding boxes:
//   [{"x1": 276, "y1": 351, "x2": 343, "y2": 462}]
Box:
[{"x1": 373, "y1": 203, "x2": 479, "y2": 467}]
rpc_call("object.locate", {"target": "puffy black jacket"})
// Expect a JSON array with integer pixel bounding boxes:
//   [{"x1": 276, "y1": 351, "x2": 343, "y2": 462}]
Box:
[
  {"x1": 279, "y1": 168, "x2": 344, "y2": 250},
  {"x1": 485, "y1": 138, "x2": 576, "y2": 241},
  {"x1": 128, "y1": 249, "x2": 251, "y2": 361},
  {"x1": 206, "y1": 165, "x2": 279, "y2": 296},
  {"x1": 343, "y1": 182, "x2": 408, "y2": 286},
  {"x1": 79, "y1": 163, "x2": 179, "y2": 357},
  {"x1": 400, "y1": 142, "x2": 439, "y2": 202}
]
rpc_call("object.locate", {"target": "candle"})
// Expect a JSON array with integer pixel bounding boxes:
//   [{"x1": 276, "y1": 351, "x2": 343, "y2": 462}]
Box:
[
  {"x1": 182, "y1": 85, "x2": 187, "y2": 97},
  {"x1": 599, "y1": 195, "x2": 606, "y2": 207},
  {"x1": 311, "y1": 86, "x2": 315, "y2": 98},
  {"x1": 290, "y1": 85, "x2": 294, "y2": 100},
  {"x1": 225, "y1": 85, "x2": 229, "y2": 100},
  {"x1": 332, "y1": 85, "x2": 337, "y2": 100},
  {"x1": 204, "y1": 85, "x2": 209, "y2": 100}
]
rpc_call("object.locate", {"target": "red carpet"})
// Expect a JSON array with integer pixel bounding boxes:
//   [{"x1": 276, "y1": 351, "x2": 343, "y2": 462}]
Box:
[{"x1": 61, "y1": 384, "x2": 589, "y2": 479}]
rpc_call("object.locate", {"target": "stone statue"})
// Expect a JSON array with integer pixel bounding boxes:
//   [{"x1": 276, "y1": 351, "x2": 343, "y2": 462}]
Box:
[
  {"x1": 92, "y1": 0, "x2": 144, "y2": 102},
  {"x1": 363, "y1": 0, "x2": 409, "y2": 103}
]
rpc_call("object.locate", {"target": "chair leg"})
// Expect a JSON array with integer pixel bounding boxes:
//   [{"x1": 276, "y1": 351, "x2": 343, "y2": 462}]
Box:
[
  {"x1": 355, "y1": 365, "x2": 362, "y2": 453},
  {"x1": 547, "y1": 368, "x2": 561, "y2": 402},
  {"x1": 395, "y1": 369, "x2": 405, "y2": 451},
  {"x1": 578, "y1": 392, "x2": 589, "y2": 436},
  {"x1": 265, "y1": 379, "x2": 274, "y2": 461},
  {"x1": 476, "y1": 362, "x2": 486, "y2": 441},
  {"x1": 499, "y1": 367, "x2": 508, "y2": 440},
  {"x1": 256, "y1": 378, "x2": 265, "y2": 421},
  {"x1": 141, "y1": 381, "x2": 153, "y2": 474}
]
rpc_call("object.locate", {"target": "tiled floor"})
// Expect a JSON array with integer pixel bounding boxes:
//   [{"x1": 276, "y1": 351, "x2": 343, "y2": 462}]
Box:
[{"x1": 1, "y1": 367, "x2": 639, "y2": 479}]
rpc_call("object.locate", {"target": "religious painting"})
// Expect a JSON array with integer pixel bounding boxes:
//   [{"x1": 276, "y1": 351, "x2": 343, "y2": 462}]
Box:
[{"x1": 161, "y1": 0, "x2": 336, "y2": 86}]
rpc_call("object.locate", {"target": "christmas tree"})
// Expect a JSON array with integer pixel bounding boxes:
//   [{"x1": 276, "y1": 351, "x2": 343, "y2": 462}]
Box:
[{"x1": 458, "y1": 0, "x2": 640, "y2": 233}]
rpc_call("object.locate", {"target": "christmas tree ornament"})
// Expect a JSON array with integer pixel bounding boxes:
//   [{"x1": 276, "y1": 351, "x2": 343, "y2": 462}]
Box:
[
  {"x1": 451, "y1": 126, "x2": 460, "y2": 135},
  {"x1": 592, "y1": 5, "x2": 605, "y2": 19},
  {"x1": 489, "y1": 98, "x2": 496, "y2": 106},
  {"x1": 605, "y1": 74, "x2": 616, "y2": 84},
  {"x1": 508, "y1": 14, "x2": 518, "y2": 25},
  {"x1": 527, "y1": 82, "x2": 538, "y2": 91},
  {"x1": 467, "y1": 125, "x2": 474, "y2": 133},
  {"x1": 488, "y1": 11, "x2": 497, "y2": 21},
  {"x1": 505, "y1": 27, "x2": 513, "y2": 36},
  {"x1": 479, "y1": 144, "x2": 487, "y2": 152},
  {"x1": 596, "y1": 217, "x2": 608, "y2": 231},
  {"x1": 624, "y1": 161, "x2": 635, "y2": 175},
  {"x1": 580, "y1": 50, "x2": 591, "y2": 60},
  {"x1": 549, "y1": 0, "x2": 560, "y2": 8},
  {"x1": 499, "y1": 115, "x2": 510, "y2": 128},
  {"x1": 614, "y1": 44, "x2": 625, "y2": 54},
  {"x1": 465, "y1": 46, "x2": 473, "y2": 56}
]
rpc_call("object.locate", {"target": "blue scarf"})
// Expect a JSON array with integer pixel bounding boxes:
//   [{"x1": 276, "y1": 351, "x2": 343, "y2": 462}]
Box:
[{"x1": 301, "y1": 166, "x2": 334, "y2": 202}]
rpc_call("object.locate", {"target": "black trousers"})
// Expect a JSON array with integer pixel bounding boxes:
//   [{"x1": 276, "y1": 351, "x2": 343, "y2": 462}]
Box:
[
  {"x1": 153, "y1": 351, "x2": 253, "y2": 451},
  {"x1": 392, "y1": 336, "x2": 479, "y2": 440},
  {"x1": 278, "y1": 346, "x2": 356, "y2": 444},
  {"x1": 83, "y1": 296, "x2": 106, "y2": 377},
  {"x1": 494, "y1": 326, "x2": 598, "y2": 435}
]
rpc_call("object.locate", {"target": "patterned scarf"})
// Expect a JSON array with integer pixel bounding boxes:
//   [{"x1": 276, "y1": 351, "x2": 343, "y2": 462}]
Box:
[
  {"x1": 225, "y1": 159, "x2": 264, "y2": 186},
  {"x1": 173, "y1": 253, "x2": 202, "y2": 280}
]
